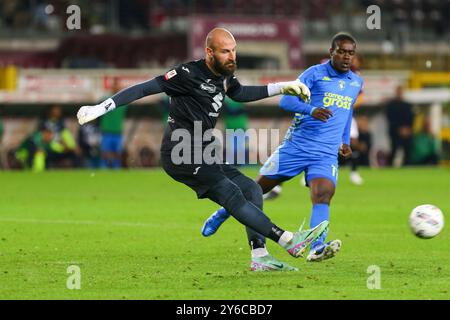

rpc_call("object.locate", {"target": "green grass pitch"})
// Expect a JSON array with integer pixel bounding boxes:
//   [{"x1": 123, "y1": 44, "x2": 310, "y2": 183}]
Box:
[{"x1": 0, "y1": 167, "x2": 449, "y2": 300}]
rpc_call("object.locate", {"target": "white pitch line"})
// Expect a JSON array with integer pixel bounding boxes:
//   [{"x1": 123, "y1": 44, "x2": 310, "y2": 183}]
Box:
[{"x1": 0, "y1": 217, "x2": 157, "y2": 228}]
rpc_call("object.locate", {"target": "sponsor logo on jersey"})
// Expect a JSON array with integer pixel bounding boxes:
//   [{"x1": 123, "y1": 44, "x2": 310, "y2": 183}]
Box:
[
  {"x1": 211, "y1": 92, "x2": 223, "y2": 112},
  {"x1": 323, "y1": 92, "x2": 353, "y2": 110},
  {"x1": 200, "y1": 82, "x2": 216, "y2": 94},
  {"x1": 350, "y1": 80, "x2": 360, "y2": 87},
  {"x1": 181, "y1": 66, "x2": 190, "y2": 73},
  {"x1": 322, "y1": 76, "x2": 332, "y2": 81},
  {"x1": 208, "y1": 112, "x2": 219, "y2": 117},
  {"x1": 164, "y1": 69, "x2": 177, "y2": 80}
]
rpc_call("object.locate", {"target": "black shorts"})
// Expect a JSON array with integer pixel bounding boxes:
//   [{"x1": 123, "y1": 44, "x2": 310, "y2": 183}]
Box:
[{"x1": 161, "y1": 153, "x2": 242, "y2": 198}]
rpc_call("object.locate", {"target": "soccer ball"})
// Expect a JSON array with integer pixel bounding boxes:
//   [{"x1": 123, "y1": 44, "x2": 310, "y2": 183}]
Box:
[{"x1": 409, "y1": 204, "x2": 444, "y2": 239}]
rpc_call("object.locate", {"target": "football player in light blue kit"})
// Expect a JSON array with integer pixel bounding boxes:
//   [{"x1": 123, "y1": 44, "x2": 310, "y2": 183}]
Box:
[{"x1": 202, "y1": 33, "x2": 363, "y2": 270}]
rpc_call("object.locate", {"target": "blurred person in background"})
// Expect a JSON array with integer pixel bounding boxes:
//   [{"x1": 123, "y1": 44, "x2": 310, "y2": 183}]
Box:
[
  {"x1": 100, "y1": 78, "x2": 128, "y2": 169},
  {"x1": 159, "y1": 95, "x2": 170, "y2": 127},
  {"x1": 410, "y1": 117, "x2": 440, "y2": 165},
  {"x1": 1, "y1": 0, "x2": 30, "y2": 29},
  {"x1": 355, "y1": 115, "x2": 372, "y2": 167},
  {"x1": 223, "y1": 97, "x2": 249, "y2": 166},
  {"x1": 347, "y1": 54, "x2": 365, "y2": 185},
  {"x1": 42, "y1": 105, "x2": 80, "y2": 168},
  {"x1": 15, "y1": 124, "x2": 54, "y2": 172},
  {"x1": 347, "y1": 115, "x2": 364, "y2": 185},
  {"x1": 386, "y1": 85, "x2": 414, "y2": 166},
  {"x1": 78, "y1": 119, "x2": 101, "y2": 168},
  {"x1": 139, "y1": 146, "x2": 158, "y2": 168}
]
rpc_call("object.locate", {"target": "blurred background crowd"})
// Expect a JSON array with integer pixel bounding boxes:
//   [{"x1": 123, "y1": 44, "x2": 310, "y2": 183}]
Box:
[
  {"x1": 2, "y1": 1, "x2": 449, "y2": 39},
  {"x1": 0, "y1": 0, "x2": 449, "y2": 176}
]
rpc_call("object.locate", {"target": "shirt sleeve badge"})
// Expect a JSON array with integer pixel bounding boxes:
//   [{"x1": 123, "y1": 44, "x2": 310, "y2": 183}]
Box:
[{"x1": 164, "y1": 69, "x2": 177, "y2": 80}]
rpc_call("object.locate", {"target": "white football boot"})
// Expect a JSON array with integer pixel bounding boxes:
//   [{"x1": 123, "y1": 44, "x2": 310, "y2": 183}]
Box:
[{"x1": 306, "y1": 239, "x2": 342, "y2": 262}]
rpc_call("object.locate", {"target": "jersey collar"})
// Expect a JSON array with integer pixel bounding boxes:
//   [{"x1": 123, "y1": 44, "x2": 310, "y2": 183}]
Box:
[{"x1": 326, "y1": 60, "x2": 352, "y2": 79}]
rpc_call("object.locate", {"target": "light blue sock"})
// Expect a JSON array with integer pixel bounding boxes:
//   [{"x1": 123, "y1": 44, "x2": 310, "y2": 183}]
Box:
[{"x1": 309, "y1": 203, "x2": 329, "y2": 250}]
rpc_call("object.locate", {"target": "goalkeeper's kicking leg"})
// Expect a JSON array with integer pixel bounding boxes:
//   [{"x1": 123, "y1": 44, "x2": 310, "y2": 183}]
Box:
[
  {"x1": 230, "y1": 174, "x2": 298, "y2": 271},
  {"x1": 202, "y1": 175, "x2": 280, "y2": 237},
  {"x1": 202, "y1": 175, "x2": 341, "y2": 264},
  {"x1": 161, "y1": 162, "x2": 328, "y2": 268},
  {"x1": 203, "y1": 174, "x2": 300, "y2": 271},
  {"x1": 202, "y1": 177, "x2": 328, "y2": 262}
]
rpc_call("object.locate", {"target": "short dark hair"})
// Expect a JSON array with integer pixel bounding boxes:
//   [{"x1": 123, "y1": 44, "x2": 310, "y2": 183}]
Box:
[{"x1": 331, "y1": 33, "x2": 356, "y2": 49}]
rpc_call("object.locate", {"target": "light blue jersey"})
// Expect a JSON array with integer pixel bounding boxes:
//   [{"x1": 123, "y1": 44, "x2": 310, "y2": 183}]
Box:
[
  {"x1": 260, "y1": 61, "x2": 363, "y2": 185},
  {"x1": 283, "y1": 60, "x2": 363, "y2": 157}
]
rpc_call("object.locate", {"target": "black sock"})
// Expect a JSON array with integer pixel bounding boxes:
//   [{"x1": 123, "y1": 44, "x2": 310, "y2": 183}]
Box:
[
  {"x1": 249, "y1": 237, "x2": 266, "y2": 250},
  {"x1": 268, "y1": 225, "x2": 285, "y2": 243},
  {"x1": 228, "y1": 202, "x2": 286, "y2": 243}
]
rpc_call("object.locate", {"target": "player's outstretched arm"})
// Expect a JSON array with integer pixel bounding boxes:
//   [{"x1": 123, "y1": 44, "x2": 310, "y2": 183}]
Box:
[
  {"x1": 268, "y1": 80, "x2": 311, "y2": 102},
  {"x1": 227, "y1": 79, "x2": 310, "y2": 103},
  {"x1": 77, "y1": 78, "x2": 163, "y2": 125}
]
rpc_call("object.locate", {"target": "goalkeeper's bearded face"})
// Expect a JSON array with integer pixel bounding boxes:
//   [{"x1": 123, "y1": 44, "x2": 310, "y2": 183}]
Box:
[{"x1": 209, "y1": 39, "x2": 237, "y2": 76}]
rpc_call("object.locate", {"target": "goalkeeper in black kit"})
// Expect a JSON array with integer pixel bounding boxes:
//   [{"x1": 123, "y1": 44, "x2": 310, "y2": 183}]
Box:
[{"x1": 77, "y1": 28, "x2": 328, "y2": 271}]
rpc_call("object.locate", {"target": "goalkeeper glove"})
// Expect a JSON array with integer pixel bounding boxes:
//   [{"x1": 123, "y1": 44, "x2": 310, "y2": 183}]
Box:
[
  {"x1": 77, "y1": 98, "x2": 116, "y2": 125},
  {"x1": 268, "y1": 80, "x2": 311, "y2": 103}
]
